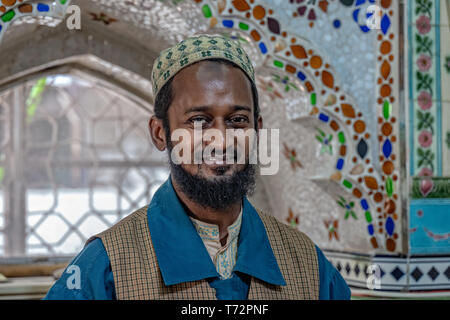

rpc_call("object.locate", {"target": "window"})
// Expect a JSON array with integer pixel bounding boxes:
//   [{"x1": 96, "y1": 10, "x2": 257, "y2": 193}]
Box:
[{"x1": 0, "y1": 73, "x2": 169, "y2": 258}]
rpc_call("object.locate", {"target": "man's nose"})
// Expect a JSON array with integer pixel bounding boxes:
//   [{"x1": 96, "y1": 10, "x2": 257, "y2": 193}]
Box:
[{"x1": 203, "y1": 120, "x2": 230, "y2": 154}]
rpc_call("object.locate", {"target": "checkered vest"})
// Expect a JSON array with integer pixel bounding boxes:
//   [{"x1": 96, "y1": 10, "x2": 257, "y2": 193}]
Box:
[{"x1": 89, "y1": 206, "x2": 319, "y2": 300}]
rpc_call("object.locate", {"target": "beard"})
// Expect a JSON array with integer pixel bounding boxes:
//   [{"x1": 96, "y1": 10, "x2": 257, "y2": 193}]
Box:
[{"x1": 166, "y1": 131, "x2": 257, "y2": 211}]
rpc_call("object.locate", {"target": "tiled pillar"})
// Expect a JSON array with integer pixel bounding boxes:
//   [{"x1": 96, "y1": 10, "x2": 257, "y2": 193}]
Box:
[{"x1": 408, "y1": 0, "x2": 450, "y2": 256}]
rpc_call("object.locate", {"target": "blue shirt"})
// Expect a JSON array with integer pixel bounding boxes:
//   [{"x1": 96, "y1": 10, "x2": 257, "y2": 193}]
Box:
[{"x1": 44, "y1": 178, "x2": 350, "y2": 300}]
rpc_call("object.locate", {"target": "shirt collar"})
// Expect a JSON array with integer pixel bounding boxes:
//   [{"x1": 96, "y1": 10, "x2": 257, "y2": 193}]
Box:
[
  {"x1": 234, "y1": 197, "x2": 286, "y2": 286},
  {"x1": 189, "y1": 206, "x2": 242, "y2": 246},
  {"x1": 146, "y1": 176, "x2": 286, "y2": 286}
]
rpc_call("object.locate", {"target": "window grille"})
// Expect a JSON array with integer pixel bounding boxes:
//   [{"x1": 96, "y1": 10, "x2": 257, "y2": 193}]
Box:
[{"x1": 0, "y1": 74, "x2": 169, "y2": 258}]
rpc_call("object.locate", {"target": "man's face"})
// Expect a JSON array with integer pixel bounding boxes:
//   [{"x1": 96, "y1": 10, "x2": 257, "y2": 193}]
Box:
[
  {"x1": 148, "y1": 60, "x2": 262, "y2": 210},
  {"x1": 166, "y1": 60, "x2": 259, "y2": 180}
]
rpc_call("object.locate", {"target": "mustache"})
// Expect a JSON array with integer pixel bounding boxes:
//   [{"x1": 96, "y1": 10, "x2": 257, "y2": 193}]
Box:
[
  {"x1": 168, "y1": 140, "x2": 249, "y2": 165},
  {"x1": 194, "y1": 148, "x2": 243, "y2": 164}
]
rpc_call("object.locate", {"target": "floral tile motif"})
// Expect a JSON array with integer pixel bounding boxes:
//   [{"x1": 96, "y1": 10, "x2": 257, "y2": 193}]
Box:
[
  {"x1": 411, "y1": 177, "x2": 450, "y2": 198},
  {"x1": 445, "y1": 56, "x2": 450, "y2": 73},
  {"x1": 271, "y1": 74, "x2": 299, "y2": 92},
  {"x1": 324, "y1": 219, "x2": 339, "y2": 242},
  {"x1": 316, "y1": 128, "x2": 333, "y2": 155},
  {"x1": 283, "y1": 143, "x2": 304, "y2": 171},
  {"x1": 446, "y1": 131, "x2": 450, "y2": 149},
  {"x1": 443, "y1": 102, "x2": 450, "y2": 176},
  {"x1": 337, "y1": 196, "x2": 357, "y2": 220},
  {"x1": 89, "y1": 12, "x2": 118, "y2": 25},
  {"x1": 256, "y1": 76, "x2": 284, "y2": 101},
  {"x1": 410, "y1": 0, "x2": 441, "y2": 177},
  {"x1": 286, "y1": 208, "x2": 300, "y2": 228}
]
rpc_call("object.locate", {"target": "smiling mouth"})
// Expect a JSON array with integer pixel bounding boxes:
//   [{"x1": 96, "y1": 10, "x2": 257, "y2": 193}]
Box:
[{"x1": 200, "y1": 157, "x2": 235, "y2": 176}]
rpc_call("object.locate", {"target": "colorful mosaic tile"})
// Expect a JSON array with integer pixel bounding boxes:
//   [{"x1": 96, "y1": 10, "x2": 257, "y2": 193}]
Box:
[
  {"x1": 0, "y1": 0, "x2": 71, "y2": 43},
  {"x1": 375, "y1": 0, "x2": 400, "y2": 253}
]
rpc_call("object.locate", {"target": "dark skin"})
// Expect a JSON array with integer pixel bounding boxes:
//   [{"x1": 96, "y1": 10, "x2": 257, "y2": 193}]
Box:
[{"x1": 149, "y1": 61, "x2": 262, "y2": 245}]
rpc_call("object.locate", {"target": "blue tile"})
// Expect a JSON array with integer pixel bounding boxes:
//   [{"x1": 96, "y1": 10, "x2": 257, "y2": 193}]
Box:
[
  {"x1": 410, "y1": 199, "x2": 450, "y2": 255},
  {"x1": 382, "y1": 139, "x2": 392, "y2": 158},
  {"x1": 37, "y1": 3, "x2": 50, "y2": 12},
  {"x1": 360, "y1": 199, "x2": 369, "y2": 211},
  {"x1": 336, "y1": 158, "x2": 344, "y2": 171},
  {"x1": 297, "y1": 71, "x2": 306, "y2": 81},
  {"x1": 258, "y1": 42, "x2": 267, "y2": 54},
  {"x1": 319, "y1": 113, "x2": 329, "y2": 123},
  {"x1": 222, "y1": 20, "x2": 234, "y2": 28}
]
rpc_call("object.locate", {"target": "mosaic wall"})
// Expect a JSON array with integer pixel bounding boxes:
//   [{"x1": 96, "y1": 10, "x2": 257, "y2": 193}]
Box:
[
  {"x1": 0, "y1": 0, "x2": 403, "y2": 255},
  {"x1": 194, "y1": 0, "x2": 402, "y2": 254},
  {"x1": 0, "y1": 0, "x2": 448, "y2": 259}
]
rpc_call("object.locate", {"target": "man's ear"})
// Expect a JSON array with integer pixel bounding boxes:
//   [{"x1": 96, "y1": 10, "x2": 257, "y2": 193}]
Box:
[{"x1": 149, "y1": 115, "x2": 167, "y2": 151}]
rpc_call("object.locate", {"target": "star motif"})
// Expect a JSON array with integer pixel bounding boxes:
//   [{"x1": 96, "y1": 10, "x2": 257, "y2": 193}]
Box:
[
  {"x1": 256, "y1": 77, "x2": 283, "y2": 101},
  {"x1": 283, "y1": 143, "x2": 304, "y2": 171},
  {"x1": 272, "y1": 74, "x2": 299, "y2": 92},
  {"x1": 324, "y1": 219, "x2": 339, "y2": 241},
  {"x1": 336, "y1": 196, "x2": 357, "y2": 220},
  {"x1": 89, "y1": 12, "x2": 118, "y2": 25},
  {"x1": 290, "y1": 0, "x2": 332, "y2": 27},
  {"x1": 286, "y1": 208, "x2": 300, "y2": 228},
  {"x1": 316, "y1": 128, "x2": 333, "y2": 155}
]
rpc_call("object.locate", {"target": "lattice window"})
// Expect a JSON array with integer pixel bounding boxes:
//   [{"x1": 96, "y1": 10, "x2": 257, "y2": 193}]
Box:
[{"x1": 0, "y1": 73, "x2": 169, "y2": 257}]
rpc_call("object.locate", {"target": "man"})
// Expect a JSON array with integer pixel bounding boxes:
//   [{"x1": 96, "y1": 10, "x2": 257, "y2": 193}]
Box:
[{"x1": 44, "y1": 34, "x2": 350, "y2": 300}]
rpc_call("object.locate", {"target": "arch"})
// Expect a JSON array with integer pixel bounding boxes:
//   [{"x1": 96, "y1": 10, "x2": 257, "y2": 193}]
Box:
[{"x1": 197, "y1": 0, "x2": 391, "y2": 250}]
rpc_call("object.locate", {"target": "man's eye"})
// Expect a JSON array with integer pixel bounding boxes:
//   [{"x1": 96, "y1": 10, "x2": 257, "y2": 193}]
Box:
[
  {"x1": 229, "y1": 116, "x2": 248, "y2": 124},
  {"x1": 190, "y1": 117, "x2": 209, "y2": 126}
]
